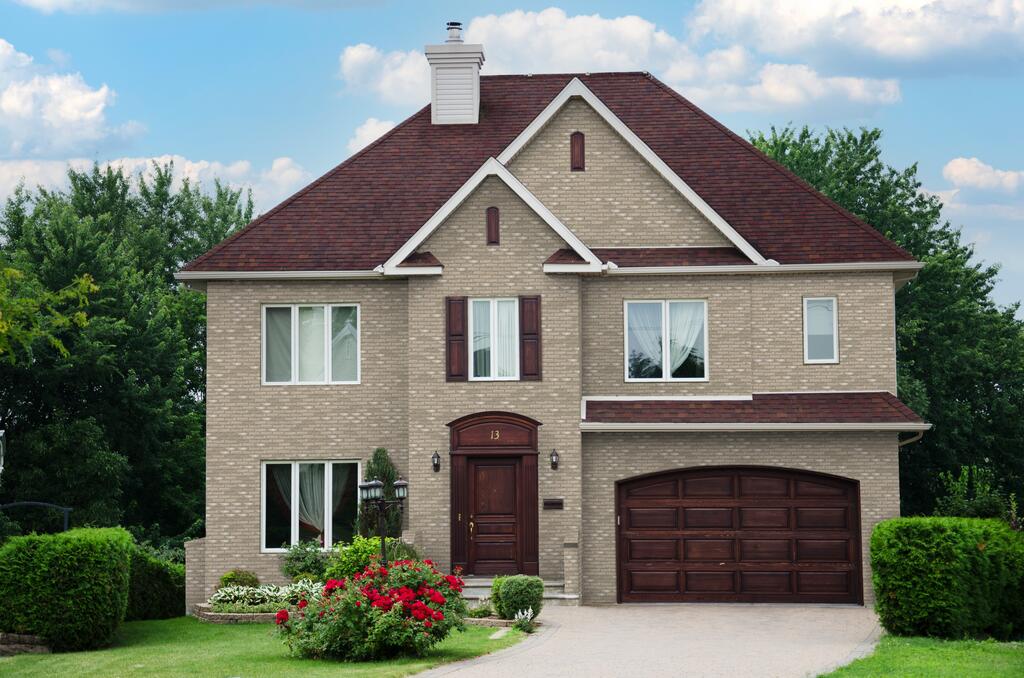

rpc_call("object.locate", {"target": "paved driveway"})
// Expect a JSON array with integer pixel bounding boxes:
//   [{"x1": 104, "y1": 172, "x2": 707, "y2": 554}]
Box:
[{"x1": 423, "y1": 604, "x2": 880, "y2": 678}]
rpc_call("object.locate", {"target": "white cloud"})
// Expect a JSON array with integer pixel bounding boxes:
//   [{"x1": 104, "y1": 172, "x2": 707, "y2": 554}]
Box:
[
  {"x1": 338, "y1": 44, "x2": 428, "y2": 107},
  {"x1": 0, "y1": 38, "x2": 140, "y2": 157},
  {"x1": 943, "y1": 157, "x2": 1024, "y2": 193},
  {"x1": 14, "y1": 0, "x2": 354, "y2": 11},
  {"x1": 346, "y1": 117, "x2": 395, "y2": 154},
  {"x1": 690, "y1": 0, "x2": 1024, "y2": 68}
]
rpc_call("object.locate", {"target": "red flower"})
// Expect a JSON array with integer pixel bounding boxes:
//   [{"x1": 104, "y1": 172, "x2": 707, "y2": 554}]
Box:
[
  {"x1": 429, "y1": 590, "x2": 446, "y2": 605},
  {"x1": 297, "y1": 599, "x2": 308, "y2": 609},
  {"x1": 424, "y1": 620, "x2": 433, "y2": 628},
  {"x1": 433, "y1": 610, "x2": 444, "y2": 621},
  {"x1": 423, "y1": 559, "x2": 434, "y2": 566},
  {"x1": 275, "y1": 609, "x2": 289, "y2": 625},
  {"x1": 355, "y1": 601, "x2": 361, "y2": 607}
]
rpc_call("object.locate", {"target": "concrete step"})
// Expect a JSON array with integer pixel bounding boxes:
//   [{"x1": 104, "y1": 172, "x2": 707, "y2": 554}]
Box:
[{"x1": 461, "y1": 577, "x2": 579, "y2": 606}]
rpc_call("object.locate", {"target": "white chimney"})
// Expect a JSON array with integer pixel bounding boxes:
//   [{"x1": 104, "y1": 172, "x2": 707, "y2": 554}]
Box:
[{"x1": 425, "y1": 21, "x2": 485, "y2": 125}]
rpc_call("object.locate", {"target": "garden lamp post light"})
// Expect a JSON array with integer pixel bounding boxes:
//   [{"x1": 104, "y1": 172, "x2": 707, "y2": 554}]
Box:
[{"x1": 358, "y1": 477, "x2": 409, "y2": 568}]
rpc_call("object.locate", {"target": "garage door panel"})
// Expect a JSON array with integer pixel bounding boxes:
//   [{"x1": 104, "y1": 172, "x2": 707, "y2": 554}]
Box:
[
  {"x1": 740, "y1": 572, "x2": 792, "y2": 593},
  {"x1": 795, "y1": 507, "x2": 848, "y2": 529},
  {"x1": 682, "y1": 475, "x2": 734, "y2": 497},
  {"x1": 628, "y1": 539, "x2": 678, "y2": 561},
  {"x1": 684, "y1": 539, "x2": 734, "y2": 561},
  {"x1": 683, "y1": 507, "x2": 733, "y2": 528},
  {"x1": 628, "y1": 570, "x2": 679, "y2": 593},
  {"x1": 796, "y1": 539, "x2": 849, "y2": 562},
  {"x1": 739, "y1": 539, "x2": 790, "y2": 561},
  {"x1": 797, "y1": 571, "x2": 851, "y2": 594},
  {"x1": 795, "y1": 480, "x2": 847, "y2": 498},
  {"x1": 739, "y1": 507, "x2": 789, "y2": 528},
  {"x1": 739, "y1": 475, "x2": 789, "y2": 497},
  {"x1": 685, "y1": 571, "x2": 735, "y2": 593},
  {"x1": 626, "y1": 479, "x2": 679, "y2": 499},
  {"x1": 627, "y1": 507, "x2": 679, "y2": 529}
]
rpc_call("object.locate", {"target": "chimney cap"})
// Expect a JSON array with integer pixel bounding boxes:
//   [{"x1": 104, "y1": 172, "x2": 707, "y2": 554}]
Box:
[{"x1": 446, "y1": 20, "x2": 464, "y2": 43}]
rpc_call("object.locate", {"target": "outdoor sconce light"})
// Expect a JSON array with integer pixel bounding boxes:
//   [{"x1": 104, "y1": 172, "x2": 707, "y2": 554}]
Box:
[
  {"x1": 432, "y1": 450, "x2": 441, "y2": 473},
  {"x1": 550, "y1": 448, "x2": 559, "y2": 470},
  {"x1": 357, "y1": 477, "x2": 409, "y2": 567}
]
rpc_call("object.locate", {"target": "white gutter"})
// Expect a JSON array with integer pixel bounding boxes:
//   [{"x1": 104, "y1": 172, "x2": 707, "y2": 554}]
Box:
[
  {"x1": 544, "y1": 261, "x2": 925, "y2": 276},
  {"x1": 580, "y1": 421, "x2": 932, "y2": 432},
  {"x1": 174, "y1": 269, "x2": 384, "y2": 281}
]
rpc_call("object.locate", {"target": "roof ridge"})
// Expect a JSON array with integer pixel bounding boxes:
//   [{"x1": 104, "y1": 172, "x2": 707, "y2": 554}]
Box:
[
  {"x1": 642, "y1": 73, "x2": 915, "y2": 262},
  {"x1": 182, "y1": 103, "x2": 432, "y2": 272}
]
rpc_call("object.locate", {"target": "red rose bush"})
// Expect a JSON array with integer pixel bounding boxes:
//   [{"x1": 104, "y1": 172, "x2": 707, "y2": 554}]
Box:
[{"x1": 276, "y1": 558, "x2": 467, "y2": 660}]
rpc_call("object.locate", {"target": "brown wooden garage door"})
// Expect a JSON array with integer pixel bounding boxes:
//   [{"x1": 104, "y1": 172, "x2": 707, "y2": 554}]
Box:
[{"x1": 616, "y1": 467, "x2": 862, "y2": 604}]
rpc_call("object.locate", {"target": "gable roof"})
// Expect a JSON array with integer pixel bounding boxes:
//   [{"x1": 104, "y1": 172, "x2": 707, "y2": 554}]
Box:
[{"x1": 180, "y1": 72, "x2": 915, "y2": 276}]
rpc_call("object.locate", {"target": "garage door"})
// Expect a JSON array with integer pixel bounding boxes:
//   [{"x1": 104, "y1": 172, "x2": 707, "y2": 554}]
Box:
[{"x1": 616, "y1": 466, "x2": 861, "y2": 604}]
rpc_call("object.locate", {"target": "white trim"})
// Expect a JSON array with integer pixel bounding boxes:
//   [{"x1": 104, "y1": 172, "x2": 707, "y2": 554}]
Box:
[
  {"x1": 495, "y1": 78, "x2": 766, "y2": 265},
  {"x1": 175, "y1": 270, "x2": 382, "y2": 281},
  {"x1": 260, "y1": 459, "x2": 363, "y2": 553},
  {"x1": 382, "y1": 157, "x2": 601, "y2": 275},
  {"x1": 543, "y1": 260, "x2": 926, "y2": 275},
  {"x1": 579, "y1": 421, "x2": 932, "y2": 432},
  {"x1": 581, "y1": 394, "x2": 753, "y2": 420},
  {"x1": 803, "y1": 297, "x2": 839, "y2": 364},
  {"x1": 468, "y1": 297, "x2": 520, "y2": 381},
  {"x1": 261, "y1": 303, "x2": 361, "y2": 386},
  {"x1": 623, "y1": 299, "x2": 709, "y2": 383}
]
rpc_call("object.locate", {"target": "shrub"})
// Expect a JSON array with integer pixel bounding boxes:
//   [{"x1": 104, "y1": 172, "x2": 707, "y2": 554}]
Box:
[
  {"x1": 324, "y1": 535, "x2": 418, "y2": 580},
  {"x1": 934, "y1": 465, "x2": 1013, "y2": 520},
  {"x1": 220, "y1": 568, "x2": 259, "y2": 588},
  {"x1": 490, "y1": 575, "x2": 508, "y2": 618},
  {"x1": 126, "y1": 547, "x2": 185, "y2": 620},
  {"x1": 209, "y1": 584, "x2": 287, "y2": 608},
  {"x1": 467, "y1": 603, "x2": 493, "y2": 618},
  {"x1": 277, "y1": 559, "x2": 467, "y2": 660},
  {"x1": 872, "y1": 517, "x2": 1024, "y2": 639},
  {"x1": 0, "y1": 527, "x2": 133, "y2": 650},
  {"x1": 495, "y1": 575, "x2": 544, "y2": 620},
  {"x1": 282, "y1": 540, "x2": 329, "y2": 581},
  {"x1": 293, "y1": 572, "x2": 319, "y2": 583},
  {"x1": 513, "y1": 607, "x2": 536, "y2": 633},
  {"x1": 357, "y1": 448, "x2": 402, "y2": 538}
]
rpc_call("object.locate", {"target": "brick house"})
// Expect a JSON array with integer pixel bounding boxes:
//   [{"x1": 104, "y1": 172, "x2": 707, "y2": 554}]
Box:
[{"x1": 178, "y1": 24, "x2": 928, "y2": 611}]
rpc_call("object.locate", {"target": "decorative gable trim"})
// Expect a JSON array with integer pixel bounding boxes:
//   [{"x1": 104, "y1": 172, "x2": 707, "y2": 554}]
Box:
[
  {"x1": 496, "y1": 78, "x2": 769, "y2": 266},
  {"x1": 381, "y1": 157, "x2": 602, "y2": 275}
]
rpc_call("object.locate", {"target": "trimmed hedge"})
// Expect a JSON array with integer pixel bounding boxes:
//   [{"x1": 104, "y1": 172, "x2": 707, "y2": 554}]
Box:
[
  {"x1": 126, "y1": 548, "x2": 185, "y2": 620},
  {"x1": 872, "y1": 517, "x2": 1024, "y2": 640},
  {"x1": 0, "y1": 527, "x2": 133, "y2": 651},
  {"x1": 219, "y1": 569, "x2": 259, "y2": 588},
  {"x1": 493, "y1": 575, "x2": 544, "y2": 620}
]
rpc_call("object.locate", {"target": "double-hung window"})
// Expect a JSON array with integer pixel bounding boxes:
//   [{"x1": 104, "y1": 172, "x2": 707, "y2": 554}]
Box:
[
  {"x1": 624, "y1": 300, "x2": 708, "y2": 381},
  {"x1": 803, "y1": 297, "x2": 839, "y2": 364},
  {"x1": 469, "y1": 298, "x2": 519, "y2": 380},
  {"x1": 262, "y1": 460, "x2": 360, "y2": 551},
  {"x1": 263, "y1": 304, "x2": 359, "y2": 384}
]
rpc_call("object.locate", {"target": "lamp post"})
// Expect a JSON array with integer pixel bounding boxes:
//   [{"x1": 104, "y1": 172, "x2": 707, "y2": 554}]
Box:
[{"x1": 358, "y1": 477, "x2": 409, "y2": 568}]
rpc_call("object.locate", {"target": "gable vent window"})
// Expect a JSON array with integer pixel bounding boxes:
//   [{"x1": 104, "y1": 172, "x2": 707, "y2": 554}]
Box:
[
  {"x1": 570, "y1": 131, "x2": 585, "y2": 171},
  {"x1": 486, "y1": 206, "x2": 500, "y2": 245}
]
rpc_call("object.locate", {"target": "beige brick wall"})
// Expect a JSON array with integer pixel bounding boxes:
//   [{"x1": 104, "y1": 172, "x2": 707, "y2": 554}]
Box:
[
  {"x1": 507, "y1": 97, "x2": 732, "y2": 248},
  {"x1": 581, "y1": 431, "x2": 900, "y2": 605}
]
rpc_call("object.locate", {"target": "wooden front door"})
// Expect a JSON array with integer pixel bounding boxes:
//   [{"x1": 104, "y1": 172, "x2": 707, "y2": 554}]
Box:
[{"x1": 449, "y1": 411, "x2": 540, "y2": 576}]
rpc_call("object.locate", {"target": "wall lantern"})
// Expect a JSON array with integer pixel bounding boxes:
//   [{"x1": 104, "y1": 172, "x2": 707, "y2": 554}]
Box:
[
  {"x1": 357, "y1": 477, "x2": 408, "y2": 567},
  {"x1": 359, "y1": 478, "x2": 384, "y2": 502},
  {"x1": 550, "y1": 448, "x2": 559, "y2": 470},
  {"x1": 431, "y1": 451, "x2": 441, "y2": 473}
]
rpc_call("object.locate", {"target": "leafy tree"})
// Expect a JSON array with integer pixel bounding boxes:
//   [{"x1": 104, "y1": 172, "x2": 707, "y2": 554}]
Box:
[
  {"x1": 357, "y1": 448, "x2": 403, "y2": 538},
  {"x1": 0, "y1": 266, "x2": 96, "y2": 364},
  {"x1": 933, "y1": 465, "x2": 1011, "y2": 520},
  {"x1": 751, "y1": 126, "x2": 1024, "y2": 513},
  {"x1": 0, "y1": 163, "x2": 252, "y2": 540}
]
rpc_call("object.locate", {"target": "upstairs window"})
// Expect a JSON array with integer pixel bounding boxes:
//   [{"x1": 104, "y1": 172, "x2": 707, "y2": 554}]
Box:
[
  {"x1": 625, "y1": 300, "x2": 707, "y2": 381},
  {"x1": 570, "y1": 131, "x2": 585, "y2": 171},
  {"x1": 486, "y1": 206, "x2": 500, "y2": 245},
  {"x1": 263, "y1": 304, "x2": 360, "y2": 384},
  {"x1": 470, "y1": 298, "x2": 519, "y2": 380},
  {"x1": 804, "y1": 297, "x2": 838, "y2": 363},
  {"x1": 262, "y1": 460, "x2": 359, "y2": 551}
]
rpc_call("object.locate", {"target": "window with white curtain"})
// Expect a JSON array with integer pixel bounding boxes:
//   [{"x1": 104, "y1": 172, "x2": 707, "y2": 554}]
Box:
[
  {"x1": 804, "y1": 297, "x2": 839, "y2": 364},
  {"x1": 263, "y1": 304, "x2": 360, "y2": 384},
  {"x1": 625, "y1": 300, "x2": 708, "y2": 381},
  {"x1": 262, "y1": 460, "x2": 360, "y2": 551},
  {"x1": 470, "y1": 298, "x2": 519, "y2": 380}
]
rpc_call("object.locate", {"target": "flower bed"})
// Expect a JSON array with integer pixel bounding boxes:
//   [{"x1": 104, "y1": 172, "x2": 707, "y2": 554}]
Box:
[{"x1": 277, "y1": 559, "x2": 467, "y2": 660}]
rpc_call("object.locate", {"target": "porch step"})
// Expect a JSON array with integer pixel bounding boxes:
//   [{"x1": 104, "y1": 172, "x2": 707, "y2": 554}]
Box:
[{"x1": 461, "y1": 577, "x2": 579, "y2": 607}]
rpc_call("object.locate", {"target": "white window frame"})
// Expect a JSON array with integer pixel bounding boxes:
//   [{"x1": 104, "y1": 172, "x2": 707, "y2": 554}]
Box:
[
  {"x1": 261, "y1": 303, "x2": 361, "y2": 385},
  {"x1": 803, "y1": 296, "x2": 840, "y2": 364},
  {"x1": 260, "y1": 459, "x2": 362, "y2": 553},
  {"x1": 623, "y1": 299, "x2": 710, "y2": 383},
  {"x1": 468, "y1": 297, "x2": 520, "y2": 381}
]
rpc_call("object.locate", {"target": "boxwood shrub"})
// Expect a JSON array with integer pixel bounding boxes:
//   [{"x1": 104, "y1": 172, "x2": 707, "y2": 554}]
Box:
[
  {"x1": 126, "y1": 548, "x2": 185, "y2": 620},
  {"x1": 494, "y1": 575, "x2": 544, "y2": 620},
  {"x1": 872, "y1": 517, "x2": 1024, "y2": 640},
  {"x1": 0, "y1": 527, "x2": 133, "y2": 650}
]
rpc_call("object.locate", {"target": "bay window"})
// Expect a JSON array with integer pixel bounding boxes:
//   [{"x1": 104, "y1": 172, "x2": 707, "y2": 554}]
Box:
[
  {"x1": 625, "y1": 300, "x2": 708, "y2": 381},
  {"x1": 263, "y1": 304, "x2": 359, "y2": 384},
  {"x1": 262, "y1": 460, "x2": 360, "y2": 551},
  {"x1": 470, "y1": 298, "x2": 519, "y2": 380}
]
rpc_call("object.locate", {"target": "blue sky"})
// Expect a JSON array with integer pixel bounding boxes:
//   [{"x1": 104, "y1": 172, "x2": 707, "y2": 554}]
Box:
[{"x1": 1, "y1": 0, "x2": 1022, "y2": 310}]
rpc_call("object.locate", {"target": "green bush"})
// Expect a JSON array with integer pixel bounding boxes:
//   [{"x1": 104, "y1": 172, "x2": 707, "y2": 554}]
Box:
[
  {"x1": 495, "y1": 575, "x2": 544, "y2": 620},
  {"x1": 467, "y1": 603, "x2": 493, "y2": 618},
  {"x1": 872, "y1": 517, "x2": 1024, "y2": 639},
  {"x1": 323, "y1": 536, "x2": 418, "y2": 580},
  {"x1": 126, "y1": 547, "x2": 185, "y2": 620},
  {"x1": 219, "y1": 568, "x2": 259, "y2": 588},
  {"x1": 281, "y1": 540, "x2": 329, "y2": 581},
  {"x1": 292, "y1": 572, "x2": 319, "y2": 583},
  {"x1": 490, "y1": 575, "x2": 508, "y2": 618},
  {"x1": 0, "y1": 527, "x2": 133, "y2": 650}
]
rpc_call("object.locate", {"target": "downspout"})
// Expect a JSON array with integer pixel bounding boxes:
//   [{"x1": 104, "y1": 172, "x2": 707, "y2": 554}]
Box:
[{"x1": 898, "y1": 430, "x2": 924, "y2": 447}]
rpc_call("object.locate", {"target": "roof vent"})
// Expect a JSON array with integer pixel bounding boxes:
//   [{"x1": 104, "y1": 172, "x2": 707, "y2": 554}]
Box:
[{"x1": 425, "y1": 20, "x2": 485, "y2": 125}]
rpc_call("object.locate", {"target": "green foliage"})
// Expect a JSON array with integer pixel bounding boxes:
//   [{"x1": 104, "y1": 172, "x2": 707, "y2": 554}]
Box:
[
  {"x1": 494, "y1": 575, "x2": 544, "y2": 620},
  {"x1": 512, "y1": 607, "x2": 536, "y2": 633},
  {"x1": 467, "y1": 603, "x2": 493, "y2": 618},
  {"x1": 935, "y1": 465, "x2": 1015, "y2": 521},
  {"x1": 220, "y1": 569, "x2": 260, "y2": 588},
  {"x1": 0, "y1": 266, "x2": 96, "y2": 364},
  {"x1": 357, "y1": 448, "x2": 403, "y2": 538},
  {"x1": 821, "y1": 635, "x2": 1024, "y2": 678},
  {"x1": 750, "y1": 127, "x2": 1024, "y2": 515},
  {"x1": 0, "y1": 163, "x2": 252, "y2": 543},
  {"x1": 871, "y1": 517, "x2": 1024, "y2": 639},
  {"x1": 0, "y1": 527, "x2": 133, "y2": 650},
  {"x1": 292, "y1": 572, "x2": 320, "y2": 583},
  {"x1": 490, "y1": 575, "x2": 507, "y2": 618},
  {"x1": 324, "y1": 535, "x2": 382, "y2": 580},
  {"x1": 281, "y1": 540, "x2": 329, "y2": 581},
  {"x1": 0, "y1": 511, "x2": 22, "y2": 545},
  {"x1": 126, "y1": 546, "x2": 185, "y2": 620}
]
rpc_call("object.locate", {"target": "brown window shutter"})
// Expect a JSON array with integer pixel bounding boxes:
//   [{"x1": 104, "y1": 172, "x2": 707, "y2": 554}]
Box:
[
  {"x1": 570, "y1": 131, "x2": 585, "y2": 171},
  {"x1": 519, "y1": 295, "x2": 542, "y2": 381},
  {"x1": 445, "y1": 297, "x2": 468, "y2": 381},
  {"x1": 486, "y1": 206, "x2": 500, "y2": 245}
]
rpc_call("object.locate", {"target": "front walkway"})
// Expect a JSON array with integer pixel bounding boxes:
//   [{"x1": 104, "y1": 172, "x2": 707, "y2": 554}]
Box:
[{"x1": 424, "y1": 604, "x2": 880, "y2": 678}]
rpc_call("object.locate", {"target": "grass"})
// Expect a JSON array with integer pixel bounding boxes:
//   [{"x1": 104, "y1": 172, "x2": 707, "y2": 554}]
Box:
[
  {"x1": 0, "y1": 617, "x2": 523, "y2": 678},
  {"x1": 822, "y1": 635, "x2": 1024, "y2": 677}
]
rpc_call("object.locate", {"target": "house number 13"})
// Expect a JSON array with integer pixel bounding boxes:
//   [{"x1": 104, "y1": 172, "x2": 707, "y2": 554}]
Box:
[{"x1": 490, "y1": 429, "x2": 500, "y2": 440}]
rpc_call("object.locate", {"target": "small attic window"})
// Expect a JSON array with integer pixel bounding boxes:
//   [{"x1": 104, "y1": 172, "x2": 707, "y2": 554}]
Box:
[
  {"x1": 486, "y1": 206, "x2": 500, "y2": 245},
  {"x1": 570, "y1": 131, "x2": 585, "y2": 171}
]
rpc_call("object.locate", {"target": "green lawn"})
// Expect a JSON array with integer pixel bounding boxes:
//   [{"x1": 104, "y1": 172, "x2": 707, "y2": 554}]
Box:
[
  {"x1": 0, "y1": 617, "x2": 523, "y2": 677},
  {"x1": 822, "y1": 635, "x2": 1024, "y2": 677}
]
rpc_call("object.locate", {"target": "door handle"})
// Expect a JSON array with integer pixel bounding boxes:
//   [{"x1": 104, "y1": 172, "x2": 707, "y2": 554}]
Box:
[{"x1": 468, "y1": 518, "x2": 475, "y2": 539}]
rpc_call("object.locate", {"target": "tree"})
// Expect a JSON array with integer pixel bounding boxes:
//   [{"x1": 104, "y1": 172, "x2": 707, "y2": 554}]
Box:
[
  {"x1": 750, "y1": 126, "x2": 1024, "y2": 514},
  {"x1": 0, "y1": 266, "x2": 96, "y2": 364},
  {"x1": 357, "y1": 448, "x2": 403, "y2": 538}
]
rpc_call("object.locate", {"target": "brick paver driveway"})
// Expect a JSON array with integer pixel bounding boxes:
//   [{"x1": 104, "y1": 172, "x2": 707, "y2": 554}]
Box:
[{"x1": 422, "y1": 604, "x2": 880, "y2": 678}]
